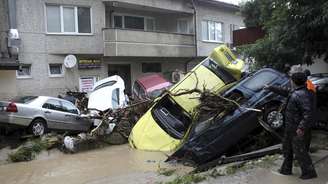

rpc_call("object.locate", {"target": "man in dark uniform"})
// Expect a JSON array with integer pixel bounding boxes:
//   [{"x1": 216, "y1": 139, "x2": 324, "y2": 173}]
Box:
[{"x1": 265, "y1": 72, "x2": 317, "y2": 179}]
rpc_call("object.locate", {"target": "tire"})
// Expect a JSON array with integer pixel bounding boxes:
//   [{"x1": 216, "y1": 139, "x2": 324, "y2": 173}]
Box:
[
  {"x1": 29, "y1": 119, "x2": 47, "y2": 136},
  {"x1": 263, "y1": 105, "x2": 284, "y2": 130}
]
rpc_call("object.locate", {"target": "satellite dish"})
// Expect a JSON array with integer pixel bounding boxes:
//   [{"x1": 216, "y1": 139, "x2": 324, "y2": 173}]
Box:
[{"x1": 64, "y1": 55, "x2": 77, "y2": 69}]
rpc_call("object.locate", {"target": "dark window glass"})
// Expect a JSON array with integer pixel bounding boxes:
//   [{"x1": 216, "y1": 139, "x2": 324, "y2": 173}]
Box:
[
  {"x1": 61, "y1": 101, "x2": 79, "y2": 114},
  {"x1": 78, "y1": 7, "x2": 91, "y2": 33},
  {"x1": 142, "y1": 63, "x2": 161, "y2": 73},
  {"x1": 201, "y1": 59, "x2": 235, "y2": 84},
  {"x1": 112, "y1": 88, "x2": 120, "y2": 108},
  {"x1": 49, "y1": 64, "x2": 63, "y2": 75},
  {"x1": 124, "y1": 16, "x2": 144, "y2": 30},
  {"x1": 114, "y1": 15, "x2": 123, "y2": 28},
  {"x1": 43, "y1": 99, "x2": 62, "y2": 111},
  {"x1": 93, "y1": 81, "x2": 117, "y2": 91},
  {"x1": 133, "y1": 82, "x2": 141, "y2": 99},
  {"x1": 17, "y1": 65, "x2": 31, "y2": 76},
  {"x1": 243, "y1": 71, "x2": 278, "y2": 91}
]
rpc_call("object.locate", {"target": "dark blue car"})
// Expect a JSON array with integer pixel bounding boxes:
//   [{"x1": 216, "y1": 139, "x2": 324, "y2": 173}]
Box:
[{"x1": 169, "y1": 68, "x2": 290, "y2": 165}]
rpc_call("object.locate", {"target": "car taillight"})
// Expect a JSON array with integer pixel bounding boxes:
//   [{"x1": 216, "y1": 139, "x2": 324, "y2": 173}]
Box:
[{"x1": 6, "y1": 102, "x2": 18, "y2": 112}]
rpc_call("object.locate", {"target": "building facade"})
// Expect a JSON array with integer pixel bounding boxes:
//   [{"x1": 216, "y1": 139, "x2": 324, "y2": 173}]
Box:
[{"x1": 0, "y1": 0, "x2": 244, "y2": 99}]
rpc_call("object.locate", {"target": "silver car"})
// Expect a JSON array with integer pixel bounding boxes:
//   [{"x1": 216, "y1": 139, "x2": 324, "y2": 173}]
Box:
[{"x1": 0, "y1": 96, "x2": 92, "y2": 136}]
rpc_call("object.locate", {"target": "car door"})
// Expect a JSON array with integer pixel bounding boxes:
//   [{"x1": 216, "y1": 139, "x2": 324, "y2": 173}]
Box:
[
  {"x1": 42, "y1": 99, "x2": 67, "y2": 130},
  {"x1": 61, "y1": 100, "x2": 90, "y2": 131}
]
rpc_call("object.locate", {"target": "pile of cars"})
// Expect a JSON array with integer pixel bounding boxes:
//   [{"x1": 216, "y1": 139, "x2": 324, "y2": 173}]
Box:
[{"x1": 0, "y1": 44, "x2": 327, "y2": 165}]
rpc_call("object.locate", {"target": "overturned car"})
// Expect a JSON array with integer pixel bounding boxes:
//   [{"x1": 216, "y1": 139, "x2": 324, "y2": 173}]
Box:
[
  {"x1": 129, "y1": 45, "x2": 245, "y2": 152},
  {"x1": 168, "y1": 68, "x2": 290, "y2": 165}
]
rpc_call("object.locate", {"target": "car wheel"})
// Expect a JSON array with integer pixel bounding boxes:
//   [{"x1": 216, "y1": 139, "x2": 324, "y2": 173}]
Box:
[
  {"x1": 264, "y1": 105, "x2": 284, "y2": 130},
  {"x1": 29, "y1": 119, "x2": 47, "y2": 136}
]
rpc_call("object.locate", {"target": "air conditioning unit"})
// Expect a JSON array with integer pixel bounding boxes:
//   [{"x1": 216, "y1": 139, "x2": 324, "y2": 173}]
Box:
[{"x1": 171, "y1": 71, "x2": 184, "y2": 83}]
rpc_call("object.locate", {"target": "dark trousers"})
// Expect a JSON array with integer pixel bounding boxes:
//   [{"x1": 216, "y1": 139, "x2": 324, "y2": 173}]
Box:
[{"x1": 280, "y1": 129, "x2": 316, "y2": 175}]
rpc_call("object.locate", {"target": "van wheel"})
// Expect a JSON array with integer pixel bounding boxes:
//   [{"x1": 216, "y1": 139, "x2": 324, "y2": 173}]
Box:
[
  {"x1": 264, "y1": 105, "x2": 284, "y2": 130},
  {"x1": 29, "y1": 119, "x2": 47, "y2": 136}
]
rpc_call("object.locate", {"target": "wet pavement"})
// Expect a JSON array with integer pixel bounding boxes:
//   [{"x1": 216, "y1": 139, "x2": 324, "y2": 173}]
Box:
[
  {"x1": 0, "y1": 144, "x2": 327, "y2": 184},
  {"x1": 0, "y1": 144, "x2": 190, "y2": 184}
]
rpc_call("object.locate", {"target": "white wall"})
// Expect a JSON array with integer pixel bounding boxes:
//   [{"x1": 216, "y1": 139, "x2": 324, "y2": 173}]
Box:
[{"x1": 0, "y1": 71, "x2": 17, "y2": 100}]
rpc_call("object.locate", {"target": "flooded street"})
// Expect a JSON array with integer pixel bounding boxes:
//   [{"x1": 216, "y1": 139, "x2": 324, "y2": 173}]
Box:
[
  {"x1": 0, "y1": 143, "x2": 327, "y2": 184},
  {"x1": 0, "y1": 144, "x2": 190, "y2": 184}
]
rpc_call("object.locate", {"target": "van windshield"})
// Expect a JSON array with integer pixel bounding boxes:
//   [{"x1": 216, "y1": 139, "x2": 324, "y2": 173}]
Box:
[
  {"x1": 93, "y1": 81, "x2": 117, "y2": 91},
  {"x1": 151, "y1": 95, "x2": 192, "y2": 139},
  {"x1": 201, "y1": 59, "x2": 236, "y2": 84}
]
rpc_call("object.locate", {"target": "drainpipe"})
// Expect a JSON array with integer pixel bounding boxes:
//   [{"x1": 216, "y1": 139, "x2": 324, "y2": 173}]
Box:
[
  {"x1": 7, "y1": 0, "x2": 21, "y2": 59},
  {"x1": 185, "y1": 0, "x2": 198, "y2": 72}
]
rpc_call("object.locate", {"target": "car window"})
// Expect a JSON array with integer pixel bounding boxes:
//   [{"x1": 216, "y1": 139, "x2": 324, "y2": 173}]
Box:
[
  {"x1": 243, "y1": 71, "x2": 278, "y2": 91},
  {"x1": 133, "y1": 82, "x2": 141, "y2": 98},
  {"x1": 93, "y1": 81, "x2": 117, "y2": 91},
  {"x1": 202, "y1": 59, "x2": 235, "y2": 84},
  {"x1": 112, "y1": 88, "x2": 120, "y2": 109},
  {"x1": 42, "y1": 99, "x2": 62, "y2": 111},
  {"x1": 61, "y1": 101, "x2": 79, "y2": 114}
]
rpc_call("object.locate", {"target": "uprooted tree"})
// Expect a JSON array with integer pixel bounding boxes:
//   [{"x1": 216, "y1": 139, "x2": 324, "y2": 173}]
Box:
[{"x1": 238, "y1": 0, "x2": 328, "y2": 70}]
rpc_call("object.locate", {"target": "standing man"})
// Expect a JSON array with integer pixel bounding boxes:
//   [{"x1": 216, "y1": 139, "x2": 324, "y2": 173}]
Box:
[{"x1": 264, "y1": 72, "x2": 317, "y2": 179}]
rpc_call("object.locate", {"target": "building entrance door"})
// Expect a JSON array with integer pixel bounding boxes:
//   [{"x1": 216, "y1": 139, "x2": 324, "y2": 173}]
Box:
[{"x1": 108, "y1": 64, "x2": 131, "y2": 93}]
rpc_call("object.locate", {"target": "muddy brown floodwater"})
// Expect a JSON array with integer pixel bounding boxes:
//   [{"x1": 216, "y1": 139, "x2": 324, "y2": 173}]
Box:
[{"x1": 0, "y1": 144, "x2": 191, "y2": 184}]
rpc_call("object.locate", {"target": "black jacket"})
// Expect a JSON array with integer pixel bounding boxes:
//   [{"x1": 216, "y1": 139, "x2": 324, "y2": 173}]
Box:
[{"x1": 268, "y1": 85, "x2": 316, "y2": 131}]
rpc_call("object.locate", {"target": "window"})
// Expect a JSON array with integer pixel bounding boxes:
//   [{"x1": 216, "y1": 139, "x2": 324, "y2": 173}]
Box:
[
  {"x1": 202, "y1": 20, "x2": 223, "y2": 42},
  {"x1": 243, "y1": 71, "x2": 278, "y2": 92},
  {"x1": 142, "y1": 63, "x2": 162, "y2": 73},
  {"x1": 113, "y1": 15, "x2": 123, "y2": 28},
  {"x1": 17, "y1": 64, "x2": 32, "y2": 78},
  {"x1": 43, "y1": 99, "x2": 62, "y2": 111},
  {"x1": 177, "y1": 19, "x2": 189, "y2": 33},
  {"x1": 230, "y1": 24, "x2": 239, "y2": 43},
  {"x1": 49, "y1": 64, "x2": 63, "y2": 77},
  {"x1": 112, "y1": 14, "x2": 155, "y2": 31},
  {"x1": 46, "y1": 5, "x2": 91, "y2": 34},
  {"x1": 111, "y1": 88, "x2": 120, "y2": 109},
  {"x1": 61, "y1": 101, "x2": 79, "y2": 114}
]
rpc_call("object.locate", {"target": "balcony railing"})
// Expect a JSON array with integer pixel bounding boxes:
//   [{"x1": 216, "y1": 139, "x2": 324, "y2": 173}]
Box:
[{"x1": 103, "y1": 28, "x2": 196, "y2": 57}]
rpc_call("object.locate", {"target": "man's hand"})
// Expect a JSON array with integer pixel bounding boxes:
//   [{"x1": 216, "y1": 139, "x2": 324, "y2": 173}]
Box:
[{"x1": 296, "y1": 128, "x2": 305, "y2": 137}]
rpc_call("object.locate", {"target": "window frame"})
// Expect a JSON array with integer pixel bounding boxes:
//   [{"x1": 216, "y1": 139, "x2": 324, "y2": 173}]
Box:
[
  {"x1": 111, "y1": 13, "x2": 156, "y2": 31},
  {"x1": 45, "y1": 4, "x2": 93, "y2": 35},
  {"x1": 48, "y1": 63, "x2": 64, "y2": 78},
  {"x1": 16, "y1": 64, "x2": 32, "y2": 79},
  {"x1": 201, "y1": 20, "x2": 224, "y2": 43}
]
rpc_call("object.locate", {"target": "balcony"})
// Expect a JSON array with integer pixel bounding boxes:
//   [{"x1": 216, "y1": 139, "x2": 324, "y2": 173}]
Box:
[{"x1": 103, "y1": 28, "x2": 196, "y2": 57}]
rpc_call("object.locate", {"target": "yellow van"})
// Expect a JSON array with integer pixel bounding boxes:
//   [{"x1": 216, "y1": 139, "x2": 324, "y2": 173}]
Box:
[{"x1": 129, "y1": 45, "x2": 245, "y2": 152}]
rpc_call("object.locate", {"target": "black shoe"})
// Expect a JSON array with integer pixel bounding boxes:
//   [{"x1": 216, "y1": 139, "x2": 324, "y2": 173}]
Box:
[
  {"x1": 299, "y1": 172, "x2": 317, "y2": 180},
  {"x1": 278, "y1": 169, "x2": 292, "y2": 175}
]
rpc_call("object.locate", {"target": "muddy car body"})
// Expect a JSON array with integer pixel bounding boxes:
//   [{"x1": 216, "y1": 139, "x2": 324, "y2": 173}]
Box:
[
  {"x1": 0, "y1": 96, "x2": 92, "y2": 136},
  {"x1": 169, "y1": 68, "x2": 289, "y2": 165}
]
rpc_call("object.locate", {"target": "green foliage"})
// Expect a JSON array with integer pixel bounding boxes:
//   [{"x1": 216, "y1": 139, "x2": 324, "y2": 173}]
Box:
[
  {"x1": 239, "y1": 0, "x2": 328, "y2": 68},
  {"x1": 164, "y1": 174, "x2": 206, "y2": 184},
  {"x1": 158, "y1": 167, "x2": 177, "y2": 176},
  {"x1": 8, "y1": 140, "x2": 47, "y2": 162}
]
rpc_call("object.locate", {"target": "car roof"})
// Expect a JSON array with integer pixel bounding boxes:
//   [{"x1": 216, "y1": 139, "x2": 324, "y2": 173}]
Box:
[{"x1": 137, "y1": 74, "x2": 171, "y2": 90}]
